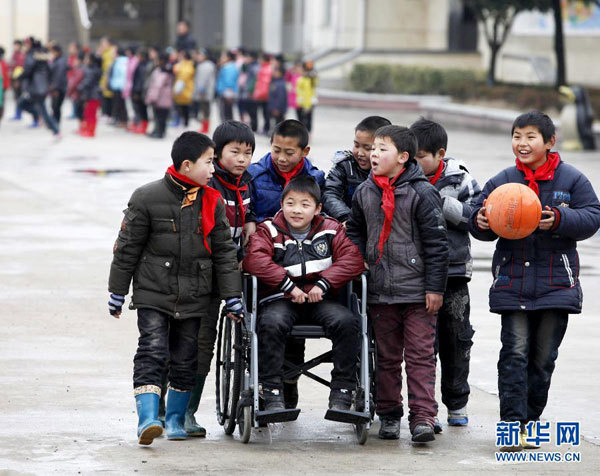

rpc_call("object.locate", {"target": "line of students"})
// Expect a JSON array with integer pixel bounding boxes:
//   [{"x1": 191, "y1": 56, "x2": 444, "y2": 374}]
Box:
[{"x1": 108, "y1": 112, "x2": 600, "y2": 449}]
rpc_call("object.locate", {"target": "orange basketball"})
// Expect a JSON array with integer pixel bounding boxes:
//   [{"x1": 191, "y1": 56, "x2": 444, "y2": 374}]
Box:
[{"x1": 485, "y1": 183, "x2": 542, "y2": 240}]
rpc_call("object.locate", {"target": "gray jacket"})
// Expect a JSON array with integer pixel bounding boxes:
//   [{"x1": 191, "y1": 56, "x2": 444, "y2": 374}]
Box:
[
  {"x1": 433, "y1": 157, "x2": 481, "y2": 280},
  {"x1": 194, "y1": 60, "x2": 216, "y2": 101},
  {"x1": 346, "y1": 160, "x2": 448, "y2": 304}
]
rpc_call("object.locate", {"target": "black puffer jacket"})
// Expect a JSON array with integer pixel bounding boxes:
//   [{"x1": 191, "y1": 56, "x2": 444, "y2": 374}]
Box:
[
  {"x1": 322, "y1": 151, "x2": 369, "y2": 222},
  {"x1": 108, "y1": 174, "x2": 242, "y2": 319},
  {"x1": 346, "y1": 160, "x2": 448, "y2": 303}
]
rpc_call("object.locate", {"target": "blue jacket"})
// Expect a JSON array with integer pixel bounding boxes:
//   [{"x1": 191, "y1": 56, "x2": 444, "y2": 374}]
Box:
[
  {"x1": 248, "y1": 153, "x2": 326, "y2": 221},
  {"x1": 109, "y1": 56, "x2": 128, "y2": 92},
  {"x1": 216, "y1": 62, "x2": 238, "y2": 97},
  {"x1": 470, "y1": 156, "x2": 600, "y2": 314},
  {"x1": 268, "y1": 77, "x2": 287, "y2": 114}
]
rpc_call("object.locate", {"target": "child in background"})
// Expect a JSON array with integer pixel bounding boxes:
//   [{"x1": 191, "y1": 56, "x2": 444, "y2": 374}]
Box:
[
  {"x1": 216, "y1": 50, "x2": 239, "y2": 123},
  {"x1": 193, "y1": 48, "x2": 216, "y2": 134},
  {"x1": 410, "y1": 118, "x2": 481, "y2": 431},
  {"x1": 267, "y1": 65, "x2": 287, "y2": 133},
  {"x1": 66, "y1": 52, "x2": 85, "y2": 124},
  {"x1": 130, "y1": 49, "x2": 150, "y2": 134},
  {"x1": 470, "y1": 111, "x2": 600, "y2": 451},
  {"x1": 252, "y1": 53, "x2": 272, "y2": 135},
  {"x1": 322, "y1": 116, "x2": 391, "y2": 223},
  {"x1": 346, "y1": 125, "x2": 448, "y2": 443},
  {"x1": 285, "y1": 62, "x2": 301, "y2": 121},
  {"x1": 296, "y1": 61, "x2": 317, "y2": 133},
  {"x1": 145, "y1": 53, "x2": 173, "y2": 139},
  {"x1": 173, "y1": 50, "x2": 195, "y2": 128},
  {"x1": 77, "y1": 53, "x2": 102, "y2": 137}
]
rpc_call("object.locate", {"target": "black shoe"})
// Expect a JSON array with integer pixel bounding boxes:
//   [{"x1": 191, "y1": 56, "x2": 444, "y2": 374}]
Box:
[
  {"x1": 262, "y1": 387, "x2": 285, "y2": 411},
  {"x1": 328, "y1": 388, "x2": 353, "y2": 411},
  {"x1": 378, "y1": 416, "x2": 401, "y2": 440},
  {"x1": 411, "y1": 423, "x2": 435, "y2": 443},
  {"x1": 283, "y1": 381, "x2": 298, "y2": 409}
]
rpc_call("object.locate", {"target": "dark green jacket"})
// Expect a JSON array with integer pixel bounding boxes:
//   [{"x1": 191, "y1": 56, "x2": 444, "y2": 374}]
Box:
[{"x1": 108, "y1": 174, "x2": 241, "y2": 319}]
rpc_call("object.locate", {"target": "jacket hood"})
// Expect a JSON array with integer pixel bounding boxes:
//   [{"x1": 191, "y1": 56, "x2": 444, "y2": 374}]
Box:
[{"x1": 443, "y1": 157, "x2": 470, "y2": 177}]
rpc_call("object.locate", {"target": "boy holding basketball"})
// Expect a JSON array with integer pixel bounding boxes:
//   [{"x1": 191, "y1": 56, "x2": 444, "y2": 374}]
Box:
[{"x1": 470, "y1": 111, "x2": 600, "y2": 450}]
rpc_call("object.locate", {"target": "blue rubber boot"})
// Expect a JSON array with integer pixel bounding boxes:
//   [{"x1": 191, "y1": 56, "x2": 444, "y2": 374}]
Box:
[
  {"x1": 135, "y1": 392, "x2": 163, "y2": 445},
  {"x1": 165, "y1": 388, "x2": 191, "y2": 440}
]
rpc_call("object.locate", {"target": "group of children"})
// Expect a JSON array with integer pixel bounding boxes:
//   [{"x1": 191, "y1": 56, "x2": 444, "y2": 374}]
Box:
[{"x1": 108, "y1": 110, "x2": 600, "y2": 450}]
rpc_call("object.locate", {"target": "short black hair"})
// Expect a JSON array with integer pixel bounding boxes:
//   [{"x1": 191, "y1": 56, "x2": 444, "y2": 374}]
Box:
[
  {"x1": 51, "y1": 44, "x2": 62, "y2": 55},
  {"x1": 355, "y1": 115, "x2": 391, "y2": 135},
  {"x1": 271, "y1": 119, "x2": 309, "y2": 149},
  {"x1": 409, "y1": 117, "x2": 448, "y2": 154},
  {"x1": 225, "y1": 50, "x2": 235, "y2": 61},
  {"x1": 171, "y1": 131, "x2": 215, "y2": 170},
  {"x1": 375, "y1": 125, "x2": 418, "y2": 162},
  {"x1": 511, "y1": 111, "x2": 556, "y2": 143},
  {"x1": 213, "y1": 120, "x2": 256, "y2": 157},
  {"x1": 282, "y1": 176, "x2": 321, "y2": 205}
]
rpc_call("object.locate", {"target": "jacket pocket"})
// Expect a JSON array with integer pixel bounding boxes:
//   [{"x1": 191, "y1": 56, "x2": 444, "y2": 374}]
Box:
[
  {"x1": 196, "y1": 259, "x2": 213, "y2": 296},
  {"x1": 549, "y1": 250, "x2": 578, "y2": 288},
  {"x1": 491, "y1": 250, "x2": 516, "y2": 289},
  {"x1": 134, "y1": 255, "x2": 175, "y2": 294},
  {"x1": 152, "y1": 217, "x2": 177, "y2": 233}
]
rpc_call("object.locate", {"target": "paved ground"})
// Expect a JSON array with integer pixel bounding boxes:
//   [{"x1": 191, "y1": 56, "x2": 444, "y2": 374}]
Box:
[{"x1": 1, "y1": 101, "x2": 600, "y2": 474}]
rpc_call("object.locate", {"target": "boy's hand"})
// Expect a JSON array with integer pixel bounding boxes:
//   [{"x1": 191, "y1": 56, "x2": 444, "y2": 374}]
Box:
[
  {"x1": 364, "y1": 261, "x2": 369, "y2": 270},
  {"x1": 539, "y1": 206, "x2": 556, "y2": 230},
  {"x1": 289, "y1": 286, "x2": 308, "y2": 304},
  {"x1": 108, "y1": 293, "x2": 125, "y2": 318},
  {"x1": 476, "y1": 199, "x2": 490, "y2": 230},
  {"x1": 243, "y1": 221, "x2": 257, "y2": 247},
  {"x1": 225, "y1": 297, "x2": 245, "y2": 322},
  {"x1": 425, "y1": 293, "x2": 443, "y2": 314},
  {"x1": 307, "y1": 286, "x2": 324, "y2": 303}
]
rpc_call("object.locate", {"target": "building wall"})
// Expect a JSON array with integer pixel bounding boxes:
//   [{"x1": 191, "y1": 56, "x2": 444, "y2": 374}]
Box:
[{"x1": 0, "y1": 0, "x2": 49, "y2": 55}]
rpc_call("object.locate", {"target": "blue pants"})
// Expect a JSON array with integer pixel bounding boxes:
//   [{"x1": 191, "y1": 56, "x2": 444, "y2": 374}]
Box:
[{"x1": 498, "y1": 310, "x2": 568, "y2": 423}]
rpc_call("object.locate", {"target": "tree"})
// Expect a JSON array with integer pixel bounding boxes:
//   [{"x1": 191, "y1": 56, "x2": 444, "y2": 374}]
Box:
[{"x1": 465, "y1": 0, "x2": 549, "y2": 85}]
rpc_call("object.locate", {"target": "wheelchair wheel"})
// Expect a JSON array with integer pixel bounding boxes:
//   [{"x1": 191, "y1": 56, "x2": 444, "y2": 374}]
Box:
[
  {"x1": 215, "y1": 315, "x2": 242, "y2": 435},
  {"x1": 238, "y1": 404, "x2": 252, "y2": 444},
  {"x1": 355, "y1": 422, "x2": 369, "y2": 445}
]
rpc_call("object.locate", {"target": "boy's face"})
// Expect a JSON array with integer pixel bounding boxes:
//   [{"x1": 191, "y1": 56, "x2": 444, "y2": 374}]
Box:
[
  {"x1": 282, "y1": 190, "x2": 322, "y2": 232},
  {"x1": 352, "y1": 130, "x2": 376, "y2": 170},
  {"x1": 415, "y1": 148, "x2": 445, "y2": 176},
  {"x1": 512, "y1": 125, "x2": 555, "y2": 170},
  {"x1": 220, "y1": 142, "x2": 253, "y2": 177},
  {"x1": 180, "y1": 147, "x2": 215, "y2": 186},
  {"x1": 370, "y1": 136, "x2": 409, "y2": 179},
  {"x1": 271, "y1": 135, "x2": 310, "y2": 173}
]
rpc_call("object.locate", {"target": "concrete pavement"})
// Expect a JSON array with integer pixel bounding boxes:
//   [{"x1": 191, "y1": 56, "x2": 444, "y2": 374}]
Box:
[{"x1": 1, "y1": 102, "x2": 599, "y2": 474}]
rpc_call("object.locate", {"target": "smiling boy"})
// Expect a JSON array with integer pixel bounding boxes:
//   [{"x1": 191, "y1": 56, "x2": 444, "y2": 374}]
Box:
[
  {"x1": 470, "y1": 111, "x2": 600, "y2": 451},
  {"x1": 107, "y1": 132, "x2": 244, "y2": 445},
  {"x1": 346, "y1": 125, "x2": 448, "y2": 443},
  {"x1": 243, "y1": 176, "x2": 365, "y2": 415}
]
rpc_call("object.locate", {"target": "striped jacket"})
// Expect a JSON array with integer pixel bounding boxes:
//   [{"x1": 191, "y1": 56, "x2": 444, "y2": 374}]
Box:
[
  {"x1": 209, "y1": 162, "x2": 256, "y2": 260},
  {"x1": 243, "y1": 211, "x2": 365, "y2": 304},
  {"x1": 433, "y1": 157, "x2": 481, "y2": 279}
]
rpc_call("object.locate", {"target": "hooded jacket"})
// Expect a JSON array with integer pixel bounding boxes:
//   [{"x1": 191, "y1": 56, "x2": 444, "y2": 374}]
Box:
[
  {"x1": 346, "y1": 160, "x2": 448, "y2": 304},
  {"x1": 243, "y1": 211, "x2": 365, "y2": 303}
]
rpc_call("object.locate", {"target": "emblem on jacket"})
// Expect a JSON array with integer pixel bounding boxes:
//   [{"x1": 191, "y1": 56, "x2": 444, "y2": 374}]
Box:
[
  {"x1": 553, "y1": 191, "x2": 571, "y2": 207},
  {"x1": 315, "y1": 240, "x2": 329, "y2": 257}
]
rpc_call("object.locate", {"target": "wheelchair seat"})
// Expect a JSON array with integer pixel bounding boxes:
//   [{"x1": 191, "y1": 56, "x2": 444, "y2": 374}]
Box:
[{"x1": 289, "y1": 325, "x2": 326, "y2": 338}]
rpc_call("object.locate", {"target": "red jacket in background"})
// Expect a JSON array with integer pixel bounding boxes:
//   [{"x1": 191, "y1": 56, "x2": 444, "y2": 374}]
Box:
[
  {"x1": 243, "y1": 211, "x2": 365, "y2": 303},
  {"x1": 0, "y1": 60, "x2": 9, "y2": 90}
]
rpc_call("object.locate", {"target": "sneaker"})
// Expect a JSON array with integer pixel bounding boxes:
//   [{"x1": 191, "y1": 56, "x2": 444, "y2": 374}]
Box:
[
  {"x1": 328, "y1": 388, "x2": 353, "y2": 411},
  {"x1": 283, "y1": 381, "x2": 299, "y2": 409},
  {"x1": 262, "y1": 387, "x2": 285, "y2": 411},
  {"x1": 433, "y1": 416, "x2": 443, "y2": 434},
  {"x1": 411, "y1": 423, "x2": 435, "y2": 443},
  {"x1": 520, "y1": 426, "x2": 541, "y2": 449},
  {"x1": 378, "y1": 416, "x2": 401, "y2": 440},
  {"x1": 447, "y1": 406, "x2": 468, "y2": 426}
]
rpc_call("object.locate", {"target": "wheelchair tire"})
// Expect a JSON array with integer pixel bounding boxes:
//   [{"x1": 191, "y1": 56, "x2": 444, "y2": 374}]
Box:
[
  {"x1": 215, "y1": 315, "x2": 243, "y2": 435},
  {"x1": 355, "y1": 422, "x2": 369, "y2": 445},
  {"x1": 238, "y1": 405, "x2": 252, "y2": 444}
]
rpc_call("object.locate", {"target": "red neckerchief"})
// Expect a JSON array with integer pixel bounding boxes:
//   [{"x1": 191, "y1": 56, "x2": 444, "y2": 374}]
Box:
[
  {"x1": 214, "y1": 170, "x2": 248, "y2": 229},
  {"x1": 166, "y1": 165, "x2": 221, "y2": 254},
  {"x1": 273, "y1": 157, "x2": 305, "y2": 187},
  {"x1": 515, "y1": 151, "x2": 560, "y2": 196},
  {"x1": 428, "y1": 160, "x2": 444, "y2": 185},
  {"x1": 372, "y1": 169, "x2": 406, "y2": 263}
]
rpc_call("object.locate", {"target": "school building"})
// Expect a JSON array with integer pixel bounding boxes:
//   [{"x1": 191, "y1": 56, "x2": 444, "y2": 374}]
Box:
[{"x1": 0, "y1": 0, "x2": 598, "y2": 86}]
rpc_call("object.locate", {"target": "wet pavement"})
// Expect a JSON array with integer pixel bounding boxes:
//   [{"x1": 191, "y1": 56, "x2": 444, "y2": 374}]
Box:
[{"x1": 1, "y1": 102, "x2": 600, "y2": 474}]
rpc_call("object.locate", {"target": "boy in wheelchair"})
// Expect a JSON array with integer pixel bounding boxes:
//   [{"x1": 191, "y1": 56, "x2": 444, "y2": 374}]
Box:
[{"x1": 243, "y1": 176, "x2": 366, "y2": 414}]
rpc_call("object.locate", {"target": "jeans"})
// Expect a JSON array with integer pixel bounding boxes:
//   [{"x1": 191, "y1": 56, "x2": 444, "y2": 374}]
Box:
[
  {"x1": 50, "y1": 90, "x2": 65, "y2": 124},
  {"x1": 19, "y1": 95, "x2": 59, "y2": 134},
  {"x1": 133, "y1": 308, "x2": 200, "y2": 391},
  {"x1": 435, "y1": 279, "x2": 474, "y2": 411},
  {"x1": 370, "y1": 303, "x2": 437, "y2": 429},
  {"x1": 258, "y1": 299, "x2": 360, "y2": 390},
  {"x1": 498, "y1": 310, "x2": 568, "y2": 423}
]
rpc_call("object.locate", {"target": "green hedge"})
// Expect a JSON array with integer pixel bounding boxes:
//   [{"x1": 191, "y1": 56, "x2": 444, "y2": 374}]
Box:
[{"x1": 349, "y1": 63, "x2": 600, "y2": 114}]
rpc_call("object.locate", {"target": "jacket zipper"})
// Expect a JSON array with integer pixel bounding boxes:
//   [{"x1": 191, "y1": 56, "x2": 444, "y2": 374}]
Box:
[
  {"x1": 562, "y1": 254, "x2": 575, "y2": 287},
  {"x1": 298, "y1": 240, "x2": 307, "y2": 278}
]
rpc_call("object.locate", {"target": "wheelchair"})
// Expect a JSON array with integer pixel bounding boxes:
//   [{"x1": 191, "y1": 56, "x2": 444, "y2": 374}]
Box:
[{"x1": 215, "y1": 273, "x2": 376, "y2": 444}]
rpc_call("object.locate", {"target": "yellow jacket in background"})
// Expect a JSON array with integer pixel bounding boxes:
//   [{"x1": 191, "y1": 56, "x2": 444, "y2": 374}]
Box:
[{"x1": 173, "y1": 60, "x2": 195, "y2": 105}]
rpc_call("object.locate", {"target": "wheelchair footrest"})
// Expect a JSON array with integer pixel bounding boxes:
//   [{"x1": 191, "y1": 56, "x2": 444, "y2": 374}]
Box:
[
  {"x1": 324, "y1": 409, "x2": 370, "y2": 425},
  {"x1": 256, "y1": 408, "x2": 301, "y2": 424}
]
